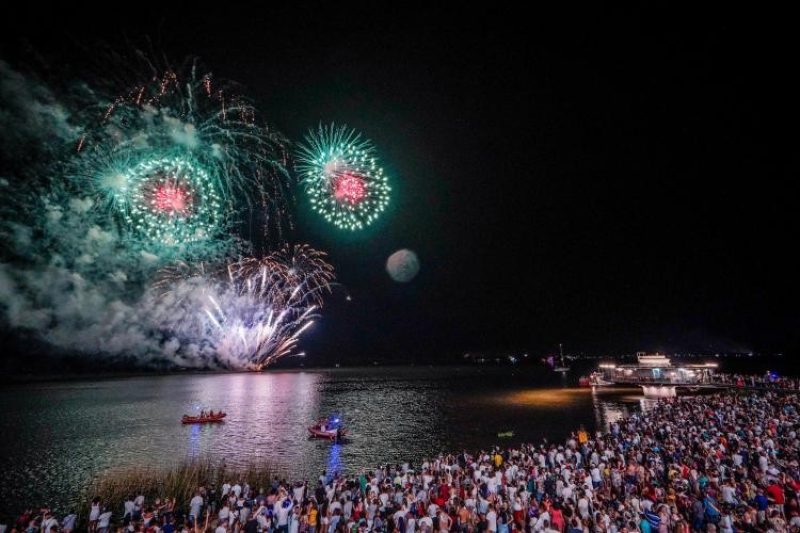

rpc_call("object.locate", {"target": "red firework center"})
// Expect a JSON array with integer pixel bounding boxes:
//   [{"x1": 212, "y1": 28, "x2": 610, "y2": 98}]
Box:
[
  {"x1": 146, "y1": 179, "x2": 194, "y2": 215},
  {"x1": 333, "y1": 173, "x2": 367, "y2": 205}
]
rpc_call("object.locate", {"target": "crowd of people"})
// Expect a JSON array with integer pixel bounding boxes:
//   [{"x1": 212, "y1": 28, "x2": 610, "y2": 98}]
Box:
[
  {"x1": 711, "y1": 374, "x2": 800, "y2": 391},
  {"x1": 2, "y1": 388, "x2": 799, "y2": 533}
]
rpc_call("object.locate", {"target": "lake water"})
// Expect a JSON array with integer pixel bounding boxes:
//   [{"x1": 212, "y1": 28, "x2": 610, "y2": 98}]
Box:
[{"x1": 0, "y1": 366, "x2": 648, "y2": 517}]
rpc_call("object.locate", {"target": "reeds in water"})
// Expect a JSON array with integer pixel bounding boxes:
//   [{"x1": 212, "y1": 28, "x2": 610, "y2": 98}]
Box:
[{"x1": 81, "y1": 459, "x2": 276, "y2": 528}]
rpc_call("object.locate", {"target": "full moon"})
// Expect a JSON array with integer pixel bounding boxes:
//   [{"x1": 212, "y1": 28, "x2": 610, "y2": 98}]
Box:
[{"x1": 386, "y1": 249, "x2": 420, "y2": 282}]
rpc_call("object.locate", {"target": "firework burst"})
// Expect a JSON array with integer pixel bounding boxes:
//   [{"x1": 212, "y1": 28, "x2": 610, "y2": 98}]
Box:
[
  {"x1": 119, "y1": 156, "x2": 223, "y2": 245},
  {"x1": 157, "y1": 247, "x2": 333, "y2": 370},
  {"x1": 204, "y1": 281, "x2": 319, "y2": 371},
  {"x1": 71, "y1": 59, "x2": 292, "y2": 253},
  {"x1": 296, "y1": 124, "x2": 391, "y2": 231},
  {"x1": 233, "y1": 244, "x2": 335, "y2": 307}
]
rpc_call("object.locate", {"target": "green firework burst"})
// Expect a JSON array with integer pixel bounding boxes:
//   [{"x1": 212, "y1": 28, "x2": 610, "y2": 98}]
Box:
[
  {"x1": 296, "y1": 124, "x2": 391, "y2": 231},
  {"x1": 118, "y1": 156, "x2": 223, "y2": 245},
  {"x1": 72, "y1": 60, "x2": 292, "y2": 256}
]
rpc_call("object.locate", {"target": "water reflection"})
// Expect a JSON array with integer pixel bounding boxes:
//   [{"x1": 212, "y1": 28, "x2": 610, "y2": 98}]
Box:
[
  {"x1": 592, "y1": 394, "x2": 628, "y2": 429},
  {"x1": 189, "y1": 423, "x2": 201, "y2": 459},
  {"x1": 327, "y1": 444, "x2": 343, "y2": 479},
  {"x1": 639, "y1": 398, "x2": 661, "y2": 412},
  {"x1": 500, "y1": 388, "x2": 590, "y2": 408}
]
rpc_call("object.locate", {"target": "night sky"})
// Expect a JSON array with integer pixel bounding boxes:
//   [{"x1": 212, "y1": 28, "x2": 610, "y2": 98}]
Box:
[{"x1": 1, "y1": 7, "x2": 796, "y2": 366}]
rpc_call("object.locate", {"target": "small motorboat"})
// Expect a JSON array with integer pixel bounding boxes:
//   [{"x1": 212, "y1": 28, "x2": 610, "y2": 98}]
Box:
[
  {"x1": 182, "y1": 411, "x2": 226, "y2": 424},
  {"x1": 308, "y1": 417, "x2": 347, "y2": 440},
  {"x1": 308, "y1": 425, "x2": 347, "y2": 440}
]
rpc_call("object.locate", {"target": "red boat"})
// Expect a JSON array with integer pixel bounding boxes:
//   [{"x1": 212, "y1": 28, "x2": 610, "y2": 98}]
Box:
[
  {"x1": 308, "y1": 421, "x2": 347, "y2": 440},
  {"x1": 182, "y1": 412, "x2": 226, "y2": 424}
]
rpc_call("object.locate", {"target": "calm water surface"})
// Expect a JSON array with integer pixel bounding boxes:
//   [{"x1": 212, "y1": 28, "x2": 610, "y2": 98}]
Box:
[{"x1": 0, "y1": 366, "x2": 648, "y2": 516}]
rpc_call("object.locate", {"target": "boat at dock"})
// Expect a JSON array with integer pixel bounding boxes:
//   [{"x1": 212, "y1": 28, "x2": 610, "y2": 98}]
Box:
[{"x1": 592, "y1": 353, "x2": 718, "y2": 397}]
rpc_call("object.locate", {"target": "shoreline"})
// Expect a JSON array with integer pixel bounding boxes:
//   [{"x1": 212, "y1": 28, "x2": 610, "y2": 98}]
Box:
[{"x1": 3, "y1": 386, "x2": 798, "y2": 531}]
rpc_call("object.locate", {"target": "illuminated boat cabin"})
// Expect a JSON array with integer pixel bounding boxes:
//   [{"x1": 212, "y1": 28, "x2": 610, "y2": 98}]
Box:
[{"x1": 597, "y1": 353, "x2": 717, "y2": 384}]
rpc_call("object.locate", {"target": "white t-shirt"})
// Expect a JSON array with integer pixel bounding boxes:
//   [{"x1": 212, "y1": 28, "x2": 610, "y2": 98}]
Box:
[
  {"x1": 98, "y1": 512, "x2": 113, "y2": 528},
  {"x1": 290, "y1": 512, "x2": 301, "y2": 533},
  {"x1": 190, "y1": 495, "x2": 204, "y2": 517},
  {"x1": 578, "y1": 497, "x2": 591, "y2": 518},
  {"x1": 534, "y1": 511, "x2": 550, "y2": 531},
  {"x1": 487, "y1": 510, "x2": 497, "y2": 532},
  {"x1": 721, "y1": 485, "x2": 737, "y2": 503},
  {"x1": 276, "y1": 500, "x2": 293, "y2": 526},
  {"x1": 62, "y1": 514, "x2": 77, "y2": 531}
]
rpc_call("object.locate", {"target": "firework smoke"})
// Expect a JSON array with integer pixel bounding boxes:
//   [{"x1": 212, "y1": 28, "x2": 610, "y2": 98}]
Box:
[{"x1": 0, "y1": 58, "x2": 332, "y2": 370}]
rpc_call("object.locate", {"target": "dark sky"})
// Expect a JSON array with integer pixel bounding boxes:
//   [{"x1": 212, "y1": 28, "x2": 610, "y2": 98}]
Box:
[{"x1": 1, "y1": 7, "x2": 797, "y2": 364}]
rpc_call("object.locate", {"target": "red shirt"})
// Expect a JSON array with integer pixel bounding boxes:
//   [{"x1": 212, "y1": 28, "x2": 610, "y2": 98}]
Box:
[{"x1": 767, "y1": 484, "x2": 786, "y2": 505}]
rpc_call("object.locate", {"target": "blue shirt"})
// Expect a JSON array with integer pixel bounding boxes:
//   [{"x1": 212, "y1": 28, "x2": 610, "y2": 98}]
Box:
[{"x1": 755, "y1": 494, "x2": 769, "y2": 511}]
